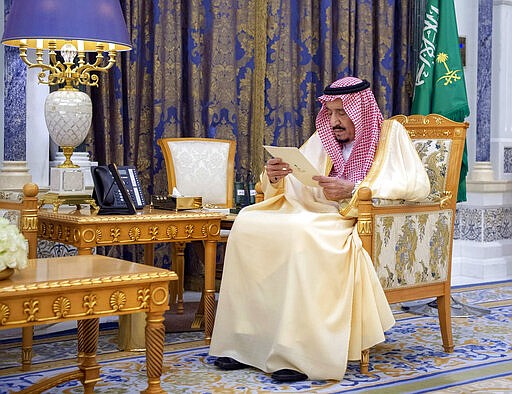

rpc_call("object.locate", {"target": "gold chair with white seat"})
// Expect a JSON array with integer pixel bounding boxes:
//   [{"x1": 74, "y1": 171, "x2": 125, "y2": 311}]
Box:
[{"x1": 157, "y1": 137, "x2": 236, "y2": 322}]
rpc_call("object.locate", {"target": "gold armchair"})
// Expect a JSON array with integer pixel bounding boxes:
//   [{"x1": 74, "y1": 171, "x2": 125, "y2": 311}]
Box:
[
  {"x1": 354, "y1": 114, "x2": 468, "y2": 373},
  {"x1": 254, "y1": 114, "x2": 468, "y2": 374},
  {"x1": 0, "y1": 182, "x2": 39, "y2": 370},
  {"x1": 157, "y1": 137, "x2": 236, "y2": 318}
]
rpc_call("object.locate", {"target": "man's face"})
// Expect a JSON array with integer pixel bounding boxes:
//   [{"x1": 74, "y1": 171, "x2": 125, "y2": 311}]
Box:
[{"x1": 325, "y1": 99, "x2": 355, "y2": 144}]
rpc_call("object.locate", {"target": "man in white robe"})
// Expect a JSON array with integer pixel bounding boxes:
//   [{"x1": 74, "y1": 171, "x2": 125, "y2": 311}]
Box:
[{"x1": 209, "y1": 77, "x2": 430, "y2": 382}]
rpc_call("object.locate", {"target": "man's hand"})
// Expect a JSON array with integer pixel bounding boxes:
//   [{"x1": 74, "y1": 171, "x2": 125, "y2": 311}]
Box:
[
  {"x1": 265, "y1": 158, "x2": 292, "y2": 183},
  {"x1": 312, "y1": 175, "x2": 354, "y2": 201}
]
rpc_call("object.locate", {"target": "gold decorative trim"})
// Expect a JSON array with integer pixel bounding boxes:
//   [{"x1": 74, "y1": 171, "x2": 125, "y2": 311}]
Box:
[
  {"x1": 138, "y1": 288, "x2": 151, "y2": 308},
  {"x1": 0, "y1": 271, "x2": 176, "y2": 293},
  {"x1": 407, "y1": 129, "x2": 453, "y2": 138},
  {"x1": 0, "y1": 303, "x2": 10, "y2": 325},
  {"x1": 185, "y1": 224, "x2": 194, "y2": 238},
  {"x1": 357, "y1": 218, "x2": 372, "y2": 235},
  {"x1": 21, "y1": 215, "x2": 38, "y2": 231},
  {"x1": 208, "y1": 223, "x2": 220, "y2": 237},
  {"x1": 151, "y1": 287, "x2": 168, "y2": 306},
  {"x1": 439, "y1": 191, "x2": 453, "y2": 209},
  {"x1": 166, "y1": 225, "x2": 178, "y2": 239},
  {"x1": 0, "y1": 292, "x2": 168, "y2": 327},
  {"x1": 82, "y1": 228, "x2": 96, "y2": 243},
  {"x1": 128, "y1": 226, "x2": 141, "y2": 241},
  {"x1": 53, "y1": 296, "x2": 71, "y2": 318},
  {"x1": 149, "y1": 226, "x2": 158, "y2": 240},
  {"x1": 110, "y1": 227, "x2": 121, "y2": 242},
  {"x1": 38, "y1": 210, "x2": 225, "y2": 223},
  {"x1": 109, "y1": 290, "x2": 127, "y2": 311},
  {"x1": 83, "y1": 294, "x2": 97, "y2": 315},
  {"x1": 24, "y1": 299, "x2": 39, "y2": 322}
]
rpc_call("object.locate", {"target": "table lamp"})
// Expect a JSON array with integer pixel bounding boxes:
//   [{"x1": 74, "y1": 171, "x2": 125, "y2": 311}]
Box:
[{"x1": 1, "y1": 0, "x2": 131, "y2": 210}]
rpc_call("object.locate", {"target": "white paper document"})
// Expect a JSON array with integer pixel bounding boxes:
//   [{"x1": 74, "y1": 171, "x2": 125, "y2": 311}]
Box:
[{"x1": 263, "y1": 145, "x2": 321, "y2": 187}]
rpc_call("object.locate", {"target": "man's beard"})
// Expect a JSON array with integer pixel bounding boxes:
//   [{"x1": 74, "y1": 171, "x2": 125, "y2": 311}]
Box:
[
  {"x1": 333, "y1": 127, "x2": 350, "y2": 144},
  {"x1": 336, "y1": 137, "x2": 351, "y2": 144}
]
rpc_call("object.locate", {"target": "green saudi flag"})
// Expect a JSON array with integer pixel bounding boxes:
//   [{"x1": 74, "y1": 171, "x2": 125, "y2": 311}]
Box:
[{"x1": 411, "y1": 0, "x2": 470, "y2": 201}]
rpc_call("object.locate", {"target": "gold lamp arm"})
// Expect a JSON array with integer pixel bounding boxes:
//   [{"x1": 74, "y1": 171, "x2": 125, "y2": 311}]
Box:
[{"x1": 18, "y1": 41, "x2": 119, "y2": 89}]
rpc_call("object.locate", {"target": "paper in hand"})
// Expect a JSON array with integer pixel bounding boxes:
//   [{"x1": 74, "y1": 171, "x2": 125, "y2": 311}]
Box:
[{"x1": 263, "y1": 145, "x2": 321, "y2": 187}]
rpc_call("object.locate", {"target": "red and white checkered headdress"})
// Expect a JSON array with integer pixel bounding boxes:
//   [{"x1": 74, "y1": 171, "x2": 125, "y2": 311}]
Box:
[{"x1": 316, "y1": 77, "x2": 383, "y2": 183}]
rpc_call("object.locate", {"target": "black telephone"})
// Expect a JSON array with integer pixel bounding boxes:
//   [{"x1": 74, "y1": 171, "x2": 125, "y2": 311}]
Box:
[{"x1": 91, "y1": 164, "x2": 145, "y2": 215}]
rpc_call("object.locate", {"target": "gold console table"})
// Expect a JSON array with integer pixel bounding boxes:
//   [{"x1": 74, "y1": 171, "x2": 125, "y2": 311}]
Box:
[
  {"x1": 37, "y1": 207, "x2": 224, "y2": 345},
  {"x1": 0, "y1": 255, "x2": 176, "y2": 393}
]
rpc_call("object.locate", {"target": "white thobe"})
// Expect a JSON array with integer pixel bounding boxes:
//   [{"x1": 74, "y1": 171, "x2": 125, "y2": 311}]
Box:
[{"x1": 209, "y1": 119, "x2": 430, "y2": 380}]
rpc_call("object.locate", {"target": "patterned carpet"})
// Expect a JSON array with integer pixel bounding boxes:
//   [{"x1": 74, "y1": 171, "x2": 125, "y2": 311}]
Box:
[{"x1": 0, "y1": 281, "x2": 511, "y2": 393}]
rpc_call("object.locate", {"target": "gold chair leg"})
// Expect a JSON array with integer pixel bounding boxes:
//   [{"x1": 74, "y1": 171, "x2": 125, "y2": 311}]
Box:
[
  {"x1": 360, "y1": 348, "x2": 370, "y2": 374},
  {"x1": 437, "y1": 294, "x2": 454, "y2": 353}
]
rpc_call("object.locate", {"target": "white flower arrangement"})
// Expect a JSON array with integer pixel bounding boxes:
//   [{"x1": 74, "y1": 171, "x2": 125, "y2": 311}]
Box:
[{"x1": 0, "y1": 217, "x2": 28, "y2": 271}]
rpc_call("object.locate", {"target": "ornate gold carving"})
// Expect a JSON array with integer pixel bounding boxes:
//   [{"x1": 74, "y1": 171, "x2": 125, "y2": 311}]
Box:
[
  {"x1": 53, "y1": 296, "x2": 71, "y2": 318},
  {"x1": 166, "y1": 225, "x2": 178, "y2": 239},
  {"x1": 110, "y1": 227, "x2": 121, "y2": 242},
  {"x1": 357, "y1": 218, "x2": 372, "y2": 235},
  {"x1": 73, "y1": 228, "x2": 80, "y2": 242},
  {"x1": 21, "y1": 215, "x2": 38, "y2": 231},
  {"x1": 439, "y1": 191, "x2": 453, "y2": 209},
  {"x1": 149, "y1": 226, "x2": 159, "y2": 240},
  {"x1": 57, "y1": 224, "x2": 63, "y2": 239},
  {"x1": 185, "y1": 224, "x2": 194, "y2": 238},
  {"x1": 82, "y1": 228, "x2": 96, "y2": 243},
  {"x1": 0, "y1": 271, "x2": 176, "y2": 292},
  {"x1": 64, "y1": 226, "x2": 71, "y2": 242},
  {"x1": 24, "y1": 299, "x2": 39, "y2": 322},
  {"x1": 128, "y1": 226, "x2": 141, "y2": 241},
  {"x1": 96, "y1": 228, "x2": 102, "y2": 242},
  {"x1": 151, "y1": 287, "x2": 168, "y2": 306},
  {"x1": 208, "y1": 223, "x2": 220, "y2": 237},
  {"x1": 109, "y1": 290, "x2": 127, "y2": 311},
  {"x1": 83, "y1": 294, "x2": 97, "y2": 315},
  {"x1": 138, "y1": 288, "x2": 150, "y2": 308},
  {"x1": 407, "y1": 129, "x2": 452, "y2": 138},
  {"x1": 40, "y1": 222, "x2": 47, "y2": 235},
  {"x1": 0, "y1": 303, "x2": 10, "y2": 325}
]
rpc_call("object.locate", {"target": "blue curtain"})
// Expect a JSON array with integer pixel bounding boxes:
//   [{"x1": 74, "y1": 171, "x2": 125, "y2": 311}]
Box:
[{"x1": 88, "y1": 0, "x2": 410, "y2": 267}]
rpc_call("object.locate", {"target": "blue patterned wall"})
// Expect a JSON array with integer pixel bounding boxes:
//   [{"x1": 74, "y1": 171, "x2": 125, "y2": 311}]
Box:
[
  {"x1": 475, "y1": 0, "x2": 492, "y2": 162},
  {"x1": 3, "y1": 0, "x2": 26, "y2": 162}
]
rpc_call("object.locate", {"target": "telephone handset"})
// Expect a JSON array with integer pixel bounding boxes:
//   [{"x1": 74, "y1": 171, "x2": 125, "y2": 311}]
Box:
[{"x1": 92, "y1": 164, "x2": 145, "y2": 215}]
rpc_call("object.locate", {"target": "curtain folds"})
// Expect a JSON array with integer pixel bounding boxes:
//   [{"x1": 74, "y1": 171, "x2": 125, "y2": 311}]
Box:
[{"x1": 87, "y1": 0, "x2": 410, "y2": 266}]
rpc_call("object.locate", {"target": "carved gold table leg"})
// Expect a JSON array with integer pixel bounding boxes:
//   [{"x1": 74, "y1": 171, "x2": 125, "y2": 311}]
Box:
[
  {"x1": 191, "y1": 290, "x2": 204, "y2": 329},
  {"x1": 21, "y1": 326, "x2": 33, "y2": 371},
  {"x1": 77, "y1": 319, "x2": 85, "y2": 364},
  {"x1": 142, "y1": 311, "x2": 166, "y2": 394},
  {"x1": 77, "y1": 318, "x2": 101, "y2": 393},
  {"x1": 204, "y1": 239, "x2": 216, "y2": 344},
  {"x1": 174, "y1": 242, "x2": 186, "y2": 314}
]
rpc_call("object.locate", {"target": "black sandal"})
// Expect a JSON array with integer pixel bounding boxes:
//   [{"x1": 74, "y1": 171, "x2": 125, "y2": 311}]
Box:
[
  {"x1": 271, "y1": 368, "x2": 308, "y2": 382},
  {"x1": 214, "y1": 356, "x2": 249, "y2": 370}
]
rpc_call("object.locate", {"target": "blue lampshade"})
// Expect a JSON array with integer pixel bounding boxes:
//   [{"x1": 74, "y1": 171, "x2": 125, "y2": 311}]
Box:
[{"x1": 2, "y1": 0, "x2": 131, "y2": 51}]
